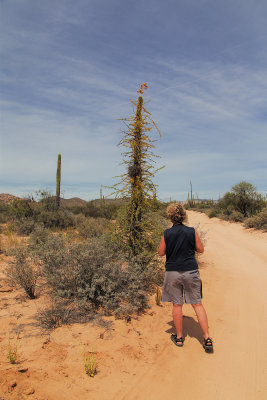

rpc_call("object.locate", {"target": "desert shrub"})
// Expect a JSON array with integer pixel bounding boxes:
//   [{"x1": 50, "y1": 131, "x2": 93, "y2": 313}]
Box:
[
  {"x1": 2, "y1": 191, "x2": 77, "y2": 231},
  {"x1": 8, "y1": 199, "x2": 34, "y2": 220},
  {"x1": 222, "y1": 205, "x2": 235, "y2": 216},
  {"x1": 197, "y1": 201, "x2": 214, "y2": 209},
  {"x1": 0, "y1": 201, "x2": 9, "y2": 223},
  {"x1": 71, "y1": 201, "x2": 121, "y2": 220},
  {"x1": 75, "y1": 215, "x2": 108, "y2": 238},
  {"x1": 33, "y1": 234, "x2": 161, "y2": 317},
  {"x1": 11, "y1": 218, "x2": 36, "y2": 235},
  {"x1": 146, "y1": 212, "x2": 169, "y2": 252},
  {"x1": 28, "y1": 224, "x2": 50, "y2": 249},
  {"x1": 228, "y1": 211, "x2": 244, "y2": 222},
  {"x1": 36, "y1": 209, "x2": 75, "y2": 229},
  {"x1": 35, "y1": 299, "x2": 91, "y2": 330},
  {"x1": 218, "y1": 182, "x2": 265, "y2": 217},
  {"x1": 5, "y1": 247, "x2": 38, "y2": 298},
  {"x1": 244, "y1": 209, "x2": 267, "y2": 231},
  {"x1": 183, "y1": 203, "x2": 189, "y2": 210},
  {"x1": 113, "y1": 205, "x2": 168, "y2": 256},
  {"x1": 1, "y1": 231, "x2": 20, "y2": 255},
  {"x1": 208, "y1": 209, "x2": 218, "y2": 218},
  {"x1": 34, "y1": 190, "x2": 59, "y2": 211},
  {"x1": 0, "y1": 213, "x2": 9, "y2": 223}
]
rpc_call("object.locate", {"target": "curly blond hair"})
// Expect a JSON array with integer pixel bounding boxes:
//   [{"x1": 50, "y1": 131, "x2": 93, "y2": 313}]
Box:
[{"x1": 166, "y1": 203, "x2": 187, "y2": 224}]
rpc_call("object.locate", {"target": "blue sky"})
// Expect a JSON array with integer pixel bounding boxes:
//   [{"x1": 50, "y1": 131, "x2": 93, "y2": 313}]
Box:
[{"x1": 1, "y1": 0, "x2": 266, "y2": 201}]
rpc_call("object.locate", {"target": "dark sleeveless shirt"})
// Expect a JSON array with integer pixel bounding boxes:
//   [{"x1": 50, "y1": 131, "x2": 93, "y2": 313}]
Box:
[{"x1": 164, "y1": 224, "x2": 198, "y2": 272}]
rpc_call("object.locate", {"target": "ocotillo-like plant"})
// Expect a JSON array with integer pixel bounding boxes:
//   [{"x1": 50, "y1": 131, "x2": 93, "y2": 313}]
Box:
[
  {"x1": 113, "y1": 83, "x2": 162, "y2": 256},
  {"x1": 56, "y1": 154, "x2": 61, "y2": 208}
]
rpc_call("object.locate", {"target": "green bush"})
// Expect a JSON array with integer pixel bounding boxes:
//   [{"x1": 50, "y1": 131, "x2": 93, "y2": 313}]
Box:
[
  {"x1": 113, "y1": 205, "x2": 168, "y2": 256},
  {"x1": 244, "y1": 209, "x2": 267, "y2": 231},
  {"x1": 228, "y1": 211, "x2": 244, "y2": 222},
  {"x1": 36, "y1": 209, "x2": 75, "y2": 229},
  {"x1": 3, "y1": 193, "x2": 76, "y2": 231},
  {"x1": 28, "y1": 225, "x2": 50, "y2": 251},
  {"x1": 35, "y1": 299, "x2": 91, "y2": 330},
  {"x1": 0, "y1": 201, "x2": 9, "y2": 223},
  {"x1": 223, "y1": 205, "x2": 235, "y2": 216},
  {"x1": 70, "y1": 201, "x2": 120, "y2": 220},
  {"x1": 11, "y1": 218, "x2": 36, "y2": 235},
  {"x1": 208, "y1": 209, "x2": 218, "y2": 218},
  {"x1": 75, "y1": 215, "x2": 108, "y2": 238},
  {"x1": 5, "y1": 247, "x2": 38, "y2": 298},
  {"x1": 8, "y1": 199, "x2": 34, "y2": 220},
  {"x1": 218, "y1": 182, "x2": 265, "y2": 217},
  {"x1": 33, "y1": 234, "x2": 161, "y2": 317}
]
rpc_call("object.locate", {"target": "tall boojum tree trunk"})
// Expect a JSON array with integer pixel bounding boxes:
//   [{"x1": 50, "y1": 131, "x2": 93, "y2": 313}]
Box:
[
  {"x1": 128, "y1": 96, "x2": 144, "y2": 252},
  {"x1": 112, "y1": 83, "x2": 162, "y2": 256}
]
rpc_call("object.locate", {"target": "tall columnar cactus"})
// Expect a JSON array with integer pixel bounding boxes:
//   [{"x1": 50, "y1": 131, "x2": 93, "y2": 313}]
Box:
[{"x1": 56, "y1": 154, "x2": 61, "y2": 208}]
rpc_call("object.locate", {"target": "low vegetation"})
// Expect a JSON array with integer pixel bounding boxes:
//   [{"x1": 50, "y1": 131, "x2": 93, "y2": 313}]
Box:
[
  {"x1": 35, "y1": 299, "x2": 92, "y2": 330},
  {"x1": 1, "y1": 193, "x2": 166, "y2": 320},
  {"x1": 185, "y1": 181, "x2": 267, "y2": 231},
  {"x1": 7, "y1": 339, "x2": 18, "y2": 364},
  {"x1": 5, "y1": 246, "x2": 38, "y2": 299},
  {"x1": 25, "y1": 232, "x2": 163, "y2": 317},
  {"x1": 1, "y1": 180, "x2": 265, "y2": 329},
  {"x1": 1, "y1": 180, "x2": 265, "y2": 325},
  {"x1": 244, "y1": 209, "x2": 267, "y2": 231},
  {"x1": 82, "y1": 348, "x2": 97, "y2": 377}
]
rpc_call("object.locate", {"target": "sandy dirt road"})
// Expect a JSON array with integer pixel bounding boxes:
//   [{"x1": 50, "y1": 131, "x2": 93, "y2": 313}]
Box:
[{"x1": 115, "y1": 211, "x2": 267, "y2": 400}]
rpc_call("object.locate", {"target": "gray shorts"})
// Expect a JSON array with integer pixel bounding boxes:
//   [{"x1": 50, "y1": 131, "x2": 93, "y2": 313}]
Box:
[{"x1": 161, "y1": 270, "x2": 203, "y2": 305}]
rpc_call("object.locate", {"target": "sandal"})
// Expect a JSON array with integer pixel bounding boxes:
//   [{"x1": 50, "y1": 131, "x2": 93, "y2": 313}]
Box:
[
  {"x1": 171, "y1": 334, "x2": 184, "y2": 347},
  {"x1": 203, "y1": 337, "x2": 213, "y2": 351}
]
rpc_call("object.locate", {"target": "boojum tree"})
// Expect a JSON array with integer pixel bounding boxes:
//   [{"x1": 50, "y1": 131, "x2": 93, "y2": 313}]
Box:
[
  {"x1": 113, "y1": 83, "x2": 162, "y2": 256},
  {"x1": 56, "y1": 154, "x2": 61, "y2": 208}
]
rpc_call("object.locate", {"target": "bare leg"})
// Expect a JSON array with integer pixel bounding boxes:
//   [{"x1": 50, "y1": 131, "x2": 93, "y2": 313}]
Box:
[
  {"x1": 191, "y1": 302, "x2": 210, "y2": 340},
  {"x1": 172, "y1": 304, "x2": 183, "y2": 337}
]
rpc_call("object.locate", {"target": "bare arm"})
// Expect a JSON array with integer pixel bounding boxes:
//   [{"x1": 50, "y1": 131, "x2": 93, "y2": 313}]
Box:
[
  {"x1": 158, "y1": 235, "x2": 166, "y2": 256},
  {"x1": 195, "y1": 231, "x2": 204, "y2": 253}
]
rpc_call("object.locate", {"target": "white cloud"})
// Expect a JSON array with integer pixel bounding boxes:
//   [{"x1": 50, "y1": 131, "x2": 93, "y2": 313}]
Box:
[{"x1": 1, "y1": 1, "x2": 266, "y2": 200}]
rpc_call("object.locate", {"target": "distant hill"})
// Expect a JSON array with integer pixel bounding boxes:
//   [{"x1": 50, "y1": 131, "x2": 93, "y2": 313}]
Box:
[
  {"x1": 59, "y1": 197, "x2": 87, "y2": 208},
  {"x1": 59, "y1": 197, "x2": 124, "y2": 208},
  {"x1": 0, "y1": 193, "x2": 124, "y2": 208},
  {"x1": 0, "y1": 193, "x2": 22, "y2": 204}
]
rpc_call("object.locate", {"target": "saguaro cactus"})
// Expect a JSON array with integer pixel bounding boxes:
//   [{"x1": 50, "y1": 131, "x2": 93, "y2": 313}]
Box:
[{"x1": 56, "y1": 154, "x2": 61, "y2": 208}]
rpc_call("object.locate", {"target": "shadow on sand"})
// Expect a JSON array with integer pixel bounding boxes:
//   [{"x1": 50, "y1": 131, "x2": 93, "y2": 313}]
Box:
[
  {"x1": 166, "y1": 316, "x2": 214, "y2": 353},
  {"x1": 166, "y1": 316, "x2": 203, "y2": 346}
]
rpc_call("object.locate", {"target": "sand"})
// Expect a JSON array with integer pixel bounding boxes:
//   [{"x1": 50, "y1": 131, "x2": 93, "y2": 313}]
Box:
[{"x1": 0, "y1": 210, "x2": 267, "y2": 400}]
